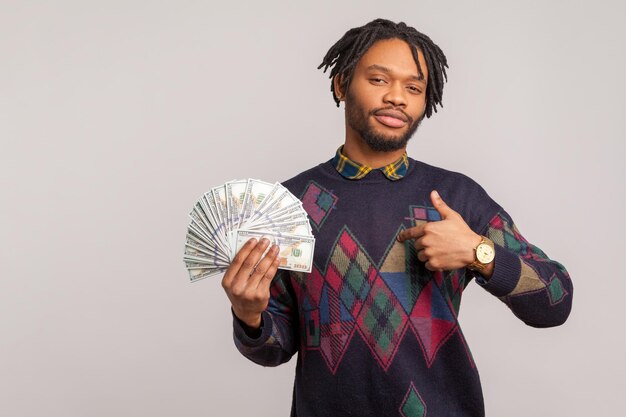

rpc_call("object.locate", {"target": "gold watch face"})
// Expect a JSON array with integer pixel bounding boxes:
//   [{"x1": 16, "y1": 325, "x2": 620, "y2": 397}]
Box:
[{"x1": 476, "y1": 243, "x2": 495, "y2": 264}]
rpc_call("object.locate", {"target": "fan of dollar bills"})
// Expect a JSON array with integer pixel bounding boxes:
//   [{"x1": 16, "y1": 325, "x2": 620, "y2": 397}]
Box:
[{"x1": 184, "y1": 179, "x2": 316, "y2": 282}]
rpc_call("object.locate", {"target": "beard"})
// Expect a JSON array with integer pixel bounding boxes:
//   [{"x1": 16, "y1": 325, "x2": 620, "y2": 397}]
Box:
[{"x1": 345, "y1": 92, "x2": 425, "y2": 152}]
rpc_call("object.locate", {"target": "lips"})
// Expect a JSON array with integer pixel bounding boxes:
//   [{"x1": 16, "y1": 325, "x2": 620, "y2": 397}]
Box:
[{"x1": 373, "y1": 109, "x2": 409, "y2": 128}]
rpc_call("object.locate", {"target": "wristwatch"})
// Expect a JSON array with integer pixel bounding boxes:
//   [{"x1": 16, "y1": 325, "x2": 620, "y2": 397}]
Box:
[{"x1": 467, "y1": 236, "x2": 495, "y2": 271}]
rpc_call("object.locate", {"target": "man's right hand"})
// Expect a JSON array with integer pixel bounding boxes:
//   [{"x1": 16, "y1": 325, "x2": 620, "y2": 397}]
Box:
[{"x1": 221, "y1": 238, "x2": 281, "y2": 329}]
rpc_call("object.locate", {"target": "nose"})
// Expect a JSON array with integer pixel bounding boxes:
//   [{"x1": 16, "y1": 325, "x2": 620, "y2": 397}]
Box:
[{"x1": 383, "y1": 81, "x2": 407, "y2": 107}]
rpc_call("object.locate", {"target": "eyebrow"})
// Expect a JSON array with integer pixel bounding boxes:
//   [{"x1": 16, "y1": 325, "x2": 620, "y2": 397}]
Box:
[{"x1": 366, "y1": 64, "x2": 426, "y2": 83}]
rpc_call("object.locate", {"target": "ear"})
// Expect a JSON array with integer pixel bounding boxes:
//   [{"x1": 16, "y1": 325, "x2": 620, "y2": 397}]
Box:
[{"x1": 333, "y1": 74, "x2": 346, "y2": 101}]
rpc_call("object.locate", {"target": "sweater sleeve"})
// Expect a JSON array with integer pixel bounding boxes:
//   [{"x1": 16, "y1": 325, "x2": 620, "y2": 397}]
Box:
[
  {"x1": 232, "y1": 269, "x2": 299, "y2": 366},
  {"x1": 472, "y1": 209, "x2": 573, "y2": 328}
]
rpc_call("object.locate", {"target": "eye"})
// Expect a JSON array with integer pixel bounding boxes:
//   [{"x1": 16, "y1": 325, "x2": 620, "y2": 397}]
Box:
[
  {"x1": 370, "y1": 78, "x2": 387, "y2": 85},
  {"x1": 407, "y1": 85, "x2": 423, "y2": 94}
]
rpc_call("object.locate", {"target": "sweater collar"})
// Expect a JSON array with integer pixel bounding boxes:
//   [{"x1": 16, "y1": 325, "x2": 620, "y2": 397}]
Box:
[{"x1": 331, "y1": 146, "x2": 409, "y2": 181}]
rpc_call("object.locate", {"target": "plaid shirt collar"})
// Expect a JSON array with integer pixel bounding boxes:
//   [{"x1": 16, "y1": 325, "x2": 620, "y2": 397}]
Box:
[{"x1": 331, "y1": 146, "x2": 409, "y2": 181}]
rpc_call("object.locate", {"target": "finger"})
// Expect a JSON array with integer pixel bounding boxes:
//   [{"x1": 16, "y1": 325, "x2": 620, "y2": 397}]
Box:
[
  {"x1": 431, "y1": 190, "x2": 457, "y2": 220},
  {"x1": 222, "y1": 238, "x2": 258, "y2": 287},
  {"x1": 234, "y1": 238, "x2": 272, "y2": 283},
  {"x1": 397, "y1": 224, "x2": 426, "y2": 242},
  {"x1": 424, "y1": 260, "x2": 439, "y2": 271},
  {"x1": 257, "y1": 255, "x2": 281, "y2": 292},
  {"x1": 248, "y1": 244, "x2": 279, "y2": 288},
  {"x1": 413, "y1": 236, "x2": 425, "y2": 252},
  {"x1": 417, "y1": 249, "x2": 428, "y2": 263}
]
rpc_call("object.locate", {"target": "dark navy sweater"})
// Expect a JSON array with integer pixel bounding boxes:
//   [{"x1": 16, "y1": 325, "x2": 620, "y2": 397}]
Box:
[{"x1": 233, "y1": 158, "x2": 573, "y2": 417}]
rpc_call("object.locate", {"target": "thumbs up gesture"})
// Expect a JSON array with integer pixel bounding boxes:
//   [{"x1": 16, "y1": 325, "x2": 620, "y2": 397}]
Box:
[{"x1": 397, "y1": 190, "x2": 483, "y2": 272}]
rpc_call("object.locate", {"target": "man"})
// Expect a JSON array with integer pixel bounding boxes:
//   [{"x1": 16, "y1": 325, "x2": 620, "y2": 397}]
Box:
[{"x1": 221, "y1": 18, "x2": 572, "y2": 417}]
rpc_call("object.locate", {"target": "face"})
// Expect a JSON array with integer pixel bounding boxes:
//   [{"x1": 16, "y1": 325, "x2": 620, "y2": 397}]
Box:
[{"x1": 337, "y1": 38, "x2": 428, "y2": 152}]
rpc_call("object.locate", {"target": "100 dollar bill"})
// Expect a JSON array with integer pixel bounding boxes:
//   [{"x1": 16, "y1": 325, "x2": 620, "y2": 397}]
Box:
[{"x1": 234, "y1": 229, "x2": 315, "y2": 273}]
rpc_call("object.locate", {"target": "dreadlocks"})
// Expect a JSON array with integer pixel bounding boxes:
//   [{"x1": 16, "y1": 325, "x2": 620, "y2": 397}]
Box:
[{"x1": 318, "y1": 19, "x2": 448, "y2": 118}]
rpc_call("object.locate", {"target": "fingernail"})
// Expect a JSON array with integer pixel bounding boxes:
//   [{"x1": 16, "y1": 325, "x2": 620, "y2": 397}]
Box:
[
  {"x1": 271, "y1": 244, "x2": 279, "y2": 253},
  {"x1": 433, "y1": 190, "x2": 440, "y2": 198},
  {"x1": 260, "y1": 238, "x2": 269, "y2": 246}
]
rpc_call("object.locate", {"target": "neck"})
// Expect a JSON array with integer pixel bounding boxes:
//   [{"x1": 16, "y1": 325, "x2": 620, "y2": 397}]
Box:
[{"x1": 343, "y1": 137, "x2": 406, "y2": 169}]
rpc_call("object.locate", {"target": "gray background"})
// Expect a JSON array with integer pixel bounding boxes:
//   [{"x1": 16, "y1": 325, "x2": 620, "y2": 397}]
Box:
[{"x1": 1, "y1": 0, "x2": 624, "y2": 416}]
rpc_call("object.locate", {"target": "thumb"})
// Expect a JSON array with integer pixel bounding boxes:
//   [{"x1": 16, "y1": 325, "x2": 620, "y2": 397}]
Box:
[{"x1": 431, "y1": 190, "x2": 456, "y2": 219}]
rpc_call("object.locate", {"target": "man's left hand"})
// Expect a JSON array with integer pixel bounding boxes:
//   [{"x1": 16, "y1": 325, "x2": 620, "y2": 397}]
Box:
[{"x1": 397, "y1": 190, "x2": 482, "y2": 272}]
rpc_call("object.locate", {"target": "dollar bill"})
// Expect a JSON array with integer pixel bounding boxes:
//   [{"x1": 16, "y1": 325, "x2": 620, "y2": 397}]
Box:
[
  {"x1": 250, "y1": 182, "x2": 283, "y2": 220},
  {"x1": 183, "y1": 254, "x2": 230, "y2": 268},
  {"x1": 226, "y1": 179, "x2": 248, "y2": 230},
  {"x1": 187, "y1": 266, "x2": 226, "y2": 283},
  {"x1": 234, "y1": 229, "x2": 315, "y2": 273},
  {"x1": 259, "y1": 188, "x2": 300, "y2": 219},
  {"x1": 249, "y1": 218, "x2": 312, "y2": 236},
  {"x1": 249, "y1": 201, "x2": 304, "y2": 228},
  {"x1": 211, "y1": 185, "x2": 230, "y2": 232},
  {"x1": 240, "y1": 179, "x2": 275, "y2": 227},
  {"x1": 185, "y1": 240, "x2": 230, "y2": 263}
]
